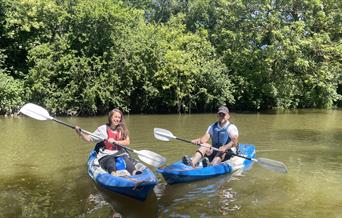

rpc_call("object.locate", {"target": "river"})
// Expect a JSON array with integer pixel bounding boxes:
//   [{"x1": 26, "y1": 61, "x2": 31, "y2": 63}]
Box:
[{"x1": 0, "y1": 109, "x2": 341, "y2": 217}]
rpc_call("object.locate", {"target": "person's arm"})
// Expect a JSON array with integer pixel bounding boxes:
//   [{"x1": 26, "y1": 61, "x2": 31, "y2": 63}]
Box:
[
  {"x1": 218, "y1": 124, "x2": 239, "y2": 152},
  {"x1": 200, "y1": 132, "x2": 211, "y2": 144},
  {"x1": 218, "y1": 135, "x2": 238, "y2": 152},
  {"x1": 108, "y1": 136, "x2": 130, "y2": 146},
  {"x1": 75, "y1": 125, "x2": 93, "y2": 143},
  {"x1": 192, "y1": 132, "x2": 210, "y2": 144},
  {"x1": 193, "y1": 124, "x2": 212, "y2": 144},
  {"x1": 75, "y1": 125, "x2": 105, "y2": 143}
]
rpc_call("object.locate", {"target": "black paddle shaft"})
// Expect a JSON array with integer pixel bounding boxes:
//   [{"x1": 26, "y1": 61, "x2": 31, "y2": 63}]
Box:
[
  {"x1": 53, "y1": 118, "x2": 76, "y2": 129},
  {"x1": 232, "y1": 153, "x2": 252, "y2": 160},
  {"x1": 176, "y1": 137, "x2": 252, "y2": 161},
  {"x1": 175, "y1": 137, "x2": 193, "y2": 144}
]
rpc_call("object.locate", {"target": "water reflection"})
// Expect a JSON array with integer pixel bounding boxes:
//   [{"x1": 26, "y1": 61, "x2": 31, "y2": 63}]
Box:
[
  {"x1": 157, "y1": 174, "x2": 237, "y2": 217},
  {"x1": 0, "y1": 173, "x2": 91, "y2": 217},
  {"x1": 85, "y1": 183, "x2": 158, "y2": 218},
  {"x1": 1, "y1": 109, "x2": 342, "y2": 217},
  {"x1": 85, "y1": 193, "x2": 112, "y2": 216},
  {"x1": 219, "y1": 188, "x2": 240, "y2": 215}
]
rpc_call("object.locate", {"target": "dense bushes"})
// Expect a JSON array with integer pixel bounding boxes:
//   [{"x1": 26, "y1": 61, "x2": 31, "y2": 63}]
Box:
[
  {"x1": 0, "y1": 0, "x2": 340, "y2": 115},
  {"x1": 0, "y1": 50, "x2": 25, "y2": 114}
]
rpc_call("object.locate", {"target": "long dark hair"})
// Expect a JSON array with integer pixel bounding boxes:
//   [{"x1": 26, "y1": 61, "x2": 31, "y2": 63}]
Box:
[{"x1": 107, "y1": 108, "x2": 128, "y2": 140}]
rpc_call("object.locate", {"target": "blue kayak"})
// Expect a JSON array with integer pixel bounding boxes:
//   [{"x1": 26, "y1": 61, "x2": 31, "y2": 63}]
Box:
[
  {"x1": 87, "y1": 150, "x2": 158, "y2": 201},
  {"x1": 157, "y1": 144, "x2": 256, "y2": 184}
]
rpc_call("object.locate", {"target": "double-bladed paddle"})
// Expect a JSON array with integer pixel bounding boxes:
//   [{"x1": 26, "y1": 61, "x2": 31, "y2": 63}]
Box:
[
  {"x1": 153, "y1": 127, "x2": 288, "y2": 173},
  {"x1": 19, "y1": 103, "x2": 166, "y2": 167}
]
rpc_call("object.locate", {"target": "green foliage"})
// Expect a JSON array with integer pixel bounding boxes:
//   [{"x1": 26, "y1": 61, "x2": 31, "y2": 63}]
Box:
[
  {"x1": 153, "y1": 15, "x2": 233, "y2": 113},
  {"x1": 0, "y1": 0, "x2": 340, "y2": 114},
  {"x1": 0, "y1": 49, "x2": 26, "y2": 115},
  {"x1": 185, "y1": 0, "x2": 341, "y2": 110},
  {"x1": 2, "y1": 0, "x2": 66, "y2": 78}
]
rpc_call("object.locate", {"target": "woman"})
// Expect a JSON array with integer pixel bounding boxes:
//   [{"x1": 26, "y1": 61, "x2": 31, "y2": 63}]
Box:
[{"x1": 76, "y1": 108, "x2": 137, "y2": 176}]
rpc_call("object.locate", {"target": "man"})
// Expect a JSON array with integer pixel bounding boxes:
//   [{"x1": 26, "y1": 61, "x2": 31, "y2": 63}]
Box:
[{"x1": 183, "y1": 106, "x2": 239, "y2": 167}]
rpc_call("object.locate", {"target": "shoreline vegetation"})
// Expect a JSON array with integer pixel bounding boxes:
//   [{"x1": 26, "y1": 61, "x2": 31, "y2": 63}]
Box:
[
  {"x1": 3, "y1": 107, "x2": 341, "y2": 118},
  {"x1": 1, "y1": 0, "x2": 341, "y2": 116}
]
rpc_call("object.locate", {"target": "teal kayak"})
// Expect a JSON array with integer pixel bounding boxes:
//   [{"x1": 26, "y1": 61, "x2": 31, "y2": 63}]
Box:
[
  {"x1": 157, "y1": 144, "x2": 256, "y2": 184},
  {"x1": 87, "y1": 150, "x2": 158, "y2": 201}
]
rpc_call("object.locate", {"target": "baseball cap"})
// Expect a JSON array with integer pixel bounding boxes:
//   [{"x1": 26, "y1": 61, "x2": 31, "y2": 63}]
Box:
[{"x1": 217, "y1": 106, "x2": 229, "y2": 114}]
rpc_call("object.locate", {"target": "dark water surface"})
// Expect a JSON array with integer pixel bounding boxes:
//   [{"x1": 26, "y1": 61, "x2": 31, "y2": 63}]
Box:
[{"x1": 1, "y1": 109, "x2": 341, "y2": 217}]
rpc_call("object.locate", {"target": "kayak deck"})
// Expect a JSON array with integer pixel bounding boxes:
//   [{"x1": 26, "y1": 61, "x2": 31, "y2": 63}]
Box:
[
  {"x1": 87, "y1": 150, "x2": 158, "y2": 201},
  {"x1": 157, "y1": 144, "x2": 256, "y2": 184}
]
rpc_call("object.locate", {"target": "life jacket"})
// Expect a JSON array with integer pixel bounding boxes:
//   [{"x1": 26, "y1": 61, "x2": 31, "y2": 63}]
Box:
[
  {"x1": 211, "y1": 122, "x2": 231, "y2": 149},
  {"x1": 103, "y1": 126, "x2": 122, "y2": 151}
]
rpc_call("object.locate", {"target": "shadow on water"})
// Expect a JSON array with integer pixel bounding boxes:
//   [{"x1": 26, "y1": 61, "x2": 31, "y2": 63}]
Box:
[
  {"x1": 0, "y1": 172, "x2": 91, "y2": 217},
  {"x1": 156, "y1": 173, "x2": 238, "y2": 217},
  {"x1": 0, "y1": 165, "x2": 159, "y2": 218},
  {"x1": 89, "y1": 183, "x2": 159, "y2": 218}
]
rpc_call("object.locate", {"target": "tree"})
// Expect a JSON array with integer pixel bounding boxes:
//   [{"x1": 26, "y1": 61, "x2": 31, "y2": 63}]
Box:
[{"x1": 154, "y1": 14, "x2": 233, "y2": 113}]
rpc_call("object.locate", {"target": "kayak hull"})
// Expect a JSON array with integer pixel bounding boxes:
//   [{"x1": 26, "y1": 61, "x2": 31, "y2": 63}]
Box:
[
  {"x1": 157, "y1": 144, "x2": 256, "y2": 184},
  {"x1": 87, "y1": 150, "x2": 158, "y2": 201}
]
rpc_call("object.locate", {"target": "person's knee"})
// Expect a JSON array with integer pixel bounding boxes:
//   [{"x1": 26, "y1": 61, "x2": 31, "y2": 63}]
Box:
[
  {"x1": 212, "y1": 152, "x2": 225, "y2": 165},
  {"x1": 195, "y1": 150, "x2": 204, "y2": 158},
  {"x1": 198, "y1": 145, "x2": 213, "y2": 156},
  {"x1": 211, "y1": 157, "x2": 221, "y2": 165},
  {"x1": 198, "y1": 146, "x2": 207, "y2": 154}
]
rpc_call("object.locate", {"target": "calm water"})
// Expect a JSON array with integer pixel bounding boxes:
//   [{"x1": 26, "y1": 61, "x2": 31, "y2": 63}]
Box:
[{"x1": 0, "y1": 109, "x2": 341, "y2": 218}]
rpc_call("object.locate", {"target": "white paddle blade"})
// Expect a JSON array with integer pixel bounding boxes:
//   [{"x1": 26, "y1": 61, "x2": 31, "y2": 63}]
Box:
[
  {"x1": 19, "y1": 103, "x2": 53, "y2": 121},
  {"x1": 136, "y1": 150, "x2": 166, "y2": 167},
  {"x1": 153, "y1": 128, "x2": 176, "y2": 141},
  {"x1": 257, "y1": 158, "x2": 288, "y2": 174}
]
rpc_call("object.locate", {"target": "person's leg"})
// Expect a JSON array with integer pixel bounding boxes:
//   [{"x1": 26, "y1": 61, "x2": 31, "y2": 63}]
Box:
[
  {"x1": 99, "y1": 155, "x2": 117, "y2": 175},
  {"x1": 123, "y1": 156, "x2": 137, "y2": 174},
  {"x1": 212, "y1": 147, "x2": 240, "y2": 165},
  {"x1": 211, "y1": 151, "x2": 226, "y2": 165},
  {"x1": 190, "y1": 149, "x2": 205, "y2": 166},
  {"x1": 183, "y1": 149, "x2": 205, "y2": 167},
  {"x1": 191, "y1": 143, "x2": 214, "y2": 166}
]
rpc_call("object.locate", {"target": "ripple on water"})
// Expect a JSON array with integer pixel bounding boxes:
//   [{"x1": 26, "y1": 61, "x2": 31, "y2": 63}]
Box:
[
  {"x1": 0, "y1": 185, "x2": 52, "y2": 217},
  {"x1": 86, "y1": 193, "x2": 109, "y2": 213},
  {"x1": 84, "y1": 193, "x2": 123, "y2": 218},
  {"x1": 219, "y1": 188, "x2": 241, "y2": 215}
]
